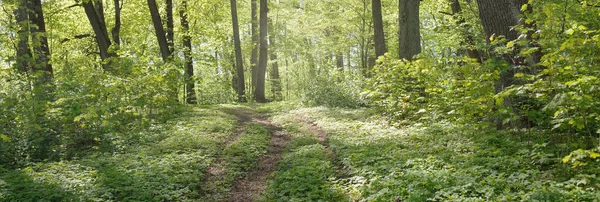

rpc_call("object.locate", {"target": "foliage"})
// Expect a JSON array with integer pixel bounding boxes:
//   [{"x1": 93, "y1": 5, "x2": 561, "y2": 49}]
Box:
[
  {"x1": 300, "y1": 71, "x2": 365, "y2": 108},
  {"x1": 0, "y1": 106, "x2": 241, "y2": 201},
  {"x1": 292, "y1": 107, "x2": 600, "y2": 201},
  {"x1": 264, "y1": 112, "x2": 346, "y2": 201},
  {"x1": 226, "y1": 124, "x2": 270, "y2": 175},
  {"x1": 365, "y1": 55, "x2": 498, "y2": 125}
]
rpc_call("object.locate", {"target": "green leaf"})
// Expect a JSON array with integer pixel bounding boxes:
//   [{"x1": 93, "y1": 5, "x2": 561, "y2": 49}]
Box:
[{"x1": 0, "y1": 134, "x2": 10, "y2": 143}]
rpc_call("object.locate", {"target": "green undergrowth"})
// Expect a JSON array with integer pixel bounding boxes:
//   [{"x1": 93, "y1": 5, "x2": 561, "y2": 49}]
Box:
[
  {"x1": 226, "y1": 124, "x2": 270, "y2": 174},
  {"x1": 0, "y1": 106, "x2": 243, "y2": 201},
  {"x1": 289, "y1": 106, "x2": 600, "y2": 201},
  {"x1": 262, "y1": 112, "x2": 346, "y2": 201},
  {"x1": 204, "y1": 123, "x2": 271, "y2": 201}
]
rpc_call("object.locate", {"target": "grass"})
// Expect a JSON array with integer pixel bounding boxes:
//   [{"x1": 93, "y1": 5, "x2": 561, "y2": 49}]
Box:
[
  {"x1": 262, "y1": 110, "x2": 346, "y2": 201},
  {"x1": 0, "y1": 105, "x2": 271, "y2": 201},
  {"x1": 2, "y1": 103, "x2": 599, "y2": 201},
  {"x1": 283, "y1": 106, "x2": 600, "y2": 201}
]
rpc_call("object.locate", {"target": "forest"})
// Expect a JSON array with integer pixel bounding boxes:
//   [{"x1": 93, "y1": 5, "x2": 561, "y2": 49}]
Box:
[{"x1": 1, "y1": 0, "x2": 599, "y2": 201}]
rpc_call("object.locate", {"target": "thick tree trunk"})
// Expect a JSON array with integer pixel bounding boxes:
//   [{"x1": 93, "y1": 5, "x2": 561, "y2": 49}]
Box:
[
  {"x1": 268, "y1": 17, "x2": 281, "y2": 100},
  {"x1": 180, "y1": 0, "x2": 196, "y2": 104},
  {"x1": 147, "y1": 0, "x2": 170, "y2": 61},
  {"x1": 14, "y1": 0, "x2": 31, "y2": 73},
  {"x1": 372, "y1": 0, "x2": 387, "y2": 58},
  {"x1": 255, "y1": 0, "x2": 268, "y2": 103},
  {"x1": 476, "y1": 0, "x2": 527, "y2": 130},
  {"x1": 398, "y1": 0, "x2": 421, "y2": 61},
  {"x1": 14, "y1": 0, "x2": 53, "y2": 100},
  {"x1": 250, "y1": 0, "x2": 259, "y2": 97},
  {"x1": 83, "y1": 0, "x2": 114, "y2": 71},
  {"x1": 231, "y1": 0, "x2": 246, "y2": 102}
]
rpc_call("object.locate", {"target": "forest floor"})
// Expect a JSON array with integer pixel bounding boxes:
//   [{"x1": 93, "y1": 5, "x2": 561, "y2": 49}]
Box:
[{"x1": 1, "y1": 102, "x2": 599, "y2": 201}]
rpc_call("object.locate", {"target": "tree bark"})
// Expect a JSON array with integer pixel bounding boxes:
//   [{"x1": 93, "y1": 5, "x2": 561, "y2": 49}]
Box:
[
  {"x1": 255, "y1": 0, "x2": 268, "y2": 103},
  {"x1": 83, "y1": 0, "x2": 114, "y2": 70},
  {"x1": 112, "y1": 0, "x2": 122, "y2": 46},
  {"x1": 14, "y1": 0, "x2": 31, "y2": 73},
  {"x1": 372, "y1": 0, "x2": 387, "y2": 58},
  {"x1": 180, "y1": 0, "x2": 196, "y2": 104},
  {"x1": 476, "y1": 0, "x2": 527, "y2": 130},
  {"x1": 166, "y1": 0, "x2": 174, "y2": 54},
  {"x1": 250, "y1": 0, "x2": 259, "y2": 97},
  {"x1": 268, "y1": 17, "x2": 281, "y2": 100},
  {"x1": 398, "y1": 0, "x2": 421, "y2": 61},
  {"x1": 147, "y1": 0, "x2": 170, "y2": 61},
  {"x1": 231, "y1": 0, "x2": 246, "y2": 102}
]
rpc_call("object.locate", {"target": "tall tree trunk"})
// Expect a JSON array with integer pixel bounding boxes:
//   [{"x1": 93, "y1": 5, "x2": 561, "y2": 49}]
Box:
[
  {"x1": 372, "y1": 0, "x2": 387, "y2": 58},
  {"x1": 255, "y1": 0, "x2": 268, "y2": 103},
  {"x1": 83, "y1": 0, "x2": 114, "y2": 71},
  {"x1": 180, "y1": 0, "x2": 196, "y2": 104},
  {"x1": 231, "y1": 0, "x2": 246, "y2": 102},
  {"x1": 14, "y1": 0, "x2": 31, "y2": 73},
  {"x1": 398, "y1": 0, "x2": 421, "y2": 61},
  {"x1": 166, "y1": 0, "x2": 174, "y2": 54},
  {"x1": 476, "y1": 0, "x2": 527, "y2": 129},
  {"x1": 147, "y1": 0, "x2": 170, "y2": 61},
  {"x1": 449, "y1": 0, "x2": 481, "y2": 62},
  {"x1": 112, "y1": 0, "x2": 122, "y2": 46},
  {"x1": 268, "y1": 17, "x2": 281, "y2": 100},
  {"x1": 14, "y1": 0, "x2": 53, "y2": 100},
  {"x1": 250, "y1": 0, "x2": 259, "y2": 97}
]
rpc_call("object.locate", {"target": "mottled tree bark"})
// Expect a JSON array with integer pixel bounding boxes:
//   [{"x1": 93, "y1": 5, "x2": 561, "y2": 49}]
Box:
[{"x1": 398, "y1": 0, "x2": 421, "y2": 61}]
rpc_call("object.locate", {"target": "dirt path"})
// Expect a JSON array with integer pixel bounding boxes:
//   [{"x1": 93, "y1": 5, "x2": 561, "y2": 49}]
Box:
[{"x1": 225, "y1": 108, "x2": 291, "y2": 202}]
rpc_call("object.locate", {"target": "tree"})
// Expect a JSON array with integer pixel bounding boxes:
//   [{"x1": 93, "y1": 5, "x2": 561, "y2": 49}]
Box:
[
  {"x1": 255, "y1": 0, "x2": 268, "y2": 103},
  {"x1": 268, "y1": 17, "x2": 281, "y2": 100},
  {"x1": 398, "y1": 0, "x2": 421, "y2": 60},
  {"x1": 147, "y1": 0, "x2": 171, "y2": 61},
  {"x1": 14, "y1": 0, "x2": 53, "y2": 87},
  {"x1": 372, "y1": 0, "x2": 387, "y2": 58},
  {"x1": 111, "y1": 0, "x2": 122, "y2": 46},
  {"x1": 181, "y1": 0, "x2": 196, "y2": 104},
  {"x1": 250, "y1": 0, "x2": 259, "y2": 96},
  {"x1": 230, "y1": 0, "x2": 246, "y2": 102},
  {"x1": 82, "y1": 0, "x2": 116, "y2": 71},
  {"x1": 476, "y1": 0, "x2": 527, "y2": 129}
]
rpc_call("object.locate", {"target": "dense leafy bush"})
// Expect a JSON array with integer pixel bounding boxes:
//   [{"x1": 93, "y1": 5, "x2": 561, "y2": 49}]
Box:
[
  {"x1": 300, "y1": 71, "x2": 364, "y2": 108},
  {"x1": 365, "y1": 55, "x2": 498, "y2": 125},
  {"x1": 0, "y1": 60, "x2": 180, "y2": 167}
]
